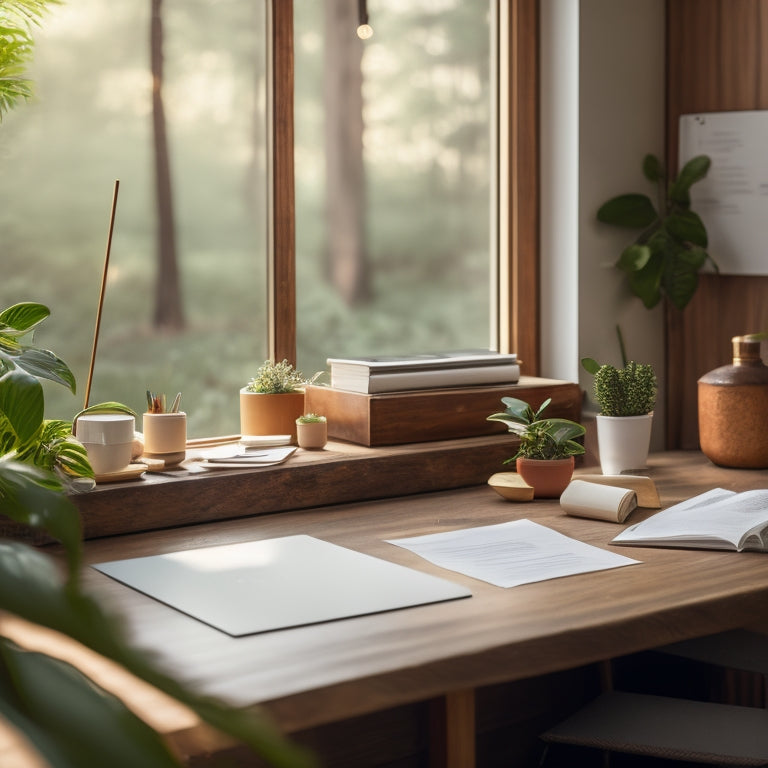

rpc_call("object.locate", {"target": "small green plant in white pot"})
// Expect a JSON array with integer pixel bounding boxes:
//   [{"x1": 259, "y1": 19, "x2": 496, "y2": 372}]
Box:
[
  {"x1": 487, "y1": 397, "x2": 585, "y2": 498},
  {"x1": 582, "y1": 357, "x2": 657, "y2": 475},
  {"x1": 296, "y1": 413, "x2": 327, "y2": 450}
]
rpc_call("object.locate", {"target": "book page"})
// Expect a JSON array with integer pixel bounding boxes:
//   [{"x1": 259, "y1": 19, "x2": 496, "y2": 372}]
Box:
[
  {"x1": 387, "y1": 519, "x2": 640, "y2": 588},
  {"x1": 613, "y1": 488, "x2": 768, "y2": 550}
]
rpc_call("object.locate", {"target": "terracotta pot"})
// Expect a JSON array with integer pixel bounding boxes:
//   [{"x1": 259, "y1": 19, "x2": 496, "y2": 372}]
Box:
[
  {"x1": 296, "y1": 420, "x2": 327, "y2": 449},
  {"x1": 515, "y1": 456, "x2": 574, "y2": 498},
  {"x1": 239, "y1": 390, "x2": 305, "y2": 441}
]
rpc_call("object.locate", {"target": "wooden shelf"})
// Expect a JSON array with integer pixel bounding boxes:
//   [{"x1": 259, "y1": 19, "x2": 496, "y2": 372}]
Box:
[{"x1": 52, "y1": 434, "x2": 518, "y2": 541}]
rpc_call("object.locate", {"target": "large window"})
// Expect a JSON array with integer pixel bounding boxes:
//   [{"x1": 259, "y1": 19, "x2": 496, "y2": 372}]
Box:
[
  {"x1": 293, "y1": 0, "x2": 496, "y2": 377},
  {"x1": 1, "y1": 0, "x2": 514, "y2": 438},
  {"x1": 0, "y1": 0, "x2": 269, "y2": 436}
]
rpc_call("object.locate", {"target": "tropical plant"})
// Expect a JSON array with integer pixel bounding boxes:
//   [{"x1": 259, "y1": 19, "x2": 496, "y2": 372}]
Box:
[
  {"x1": 245, "y1": 359, "x2": 320, "y2": 394},
  {"x1": 0, "y1": 306, "x2": 313, "y2": 766},
  {"x1": 581, "y1": 357, "x2": 657, "y2": 417},
  {"x1": 0, "y1": 0, "x2": 60, "y2": 119},
  {"x1": 296, "y1": 412, "x2": 326, "y2": 424},
  {"x1": 0, "y1": 302, "x2": 92, "y2": 481},
  {"x1": 597, "y1": 153, "x2": 718, "y2": 310},
  {"x1": 487, "y1": 397, "x2": 585, "y2": 462}
]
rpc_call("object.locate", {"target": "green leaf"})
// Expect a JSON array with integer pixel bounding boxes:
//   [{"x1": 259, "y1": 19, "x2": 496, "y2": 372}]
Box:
[
  {"x1": 597, "y1": 194, "x2": 658, "y2": 229},
  {"x1": 665, "y1": 210, "x2": 708, "y2": 247},
  {"x1": 0, "y1": 462, "x2": 82, "y2": 573},
  {"x1": 15, "y1": 347, "x2": 76, "y2": 393},
  {"x1": 0, "y1": 640, "x2": 182, "y2": 768},
  {"x1": 498, "y1": 396, "x2": 536, "y2": 423},
  {"x1": 543, "y1": 418, "x2": 586, "y2": 444},
  {"x1": 75, "y1": 401, "x2": 137, "y2": 422},
  {"x1": 0, "y1": 301, "x2": 50, "y2": 335},
  {"x1": 628, "y1": 252, "x2": 664, "y2": 309},
  {"x1": 642, "y1": 154, "x2": 664, "y2": 182},
  {"x1": 0, "y1": 538, "x2": 316, "y2": 767},
  {"x1": 663, "y1": 251, "x2": 701, "y2": 310},
  {"x1": 669, "y1": 154, "x2": 710, "y2": 205},
  {"x1": 616, "y1": 244, "x2": 651, "y2": 272},
  {"x1": 581, "y1": 358, "x2": 600, "y2": 375},
  {"x1": 0, "y1": 368, "x2": 44, "y2": 443}
]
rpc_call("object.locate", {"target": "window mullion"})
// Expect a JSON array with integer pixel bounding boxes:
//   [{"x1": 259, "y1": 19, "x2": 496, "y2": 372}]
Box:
[{"x1": 267, "y1": 0, "x2": 296, "y2": 365}]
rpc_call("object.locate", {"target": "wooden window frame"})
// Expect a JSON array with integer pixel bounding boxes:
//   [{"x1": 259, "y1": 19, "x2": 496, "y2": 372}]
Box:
[{"x1": 268, "y1": 0, "x2": 540, "y2": 372}]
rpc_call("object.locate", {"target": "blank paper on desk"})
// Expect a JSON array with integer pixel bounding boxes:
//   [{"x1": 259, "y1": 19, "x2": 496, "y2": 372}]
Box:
[{"x1": 92, "y1": 535, "x2": 471, "y2": 636}]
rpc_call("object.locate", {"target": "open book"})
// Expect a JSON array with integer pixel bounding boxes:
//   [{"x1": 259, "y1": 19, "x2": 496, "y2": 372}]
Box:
[{"x1": 613, "y1": 488, "x2": 768, "y2": 551}]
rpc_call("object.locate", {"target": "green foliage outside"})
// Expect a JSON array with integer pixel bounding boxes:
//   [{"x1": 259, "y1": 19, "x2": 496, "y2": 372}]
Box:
[
  {"x1": 0, "y1": 0, "x2": 493, "y2": 438},
  {"x1": 597, "y1": 153, "x2": 718, "y2": 310}
]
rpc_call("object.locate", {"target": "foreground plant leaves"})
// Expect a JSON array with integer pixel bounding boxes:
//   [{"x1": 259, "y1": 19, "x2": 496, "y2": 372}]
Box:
[{"x1": 0, "y1": 463, "x2": 315, "y2": 768}]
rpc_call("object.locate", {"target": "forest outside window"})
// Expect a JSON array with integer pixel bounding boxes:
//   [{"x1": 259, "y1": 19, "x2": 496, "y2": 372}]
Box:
[{"x1": 0, "y1": 0, "x2": 504, "y2": 439}]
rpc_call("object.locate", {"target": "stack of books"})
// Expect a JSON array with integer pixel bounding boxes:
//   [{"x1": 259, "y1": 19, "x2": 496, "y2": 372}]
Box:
[{"x1": 326, "y1": 350, "x2": 520, "y2": 394}]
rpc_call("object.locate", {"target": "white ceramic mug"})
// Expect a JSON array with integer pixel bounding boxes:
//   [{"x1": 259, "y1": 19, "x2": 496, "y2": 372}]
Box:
[
  {"x1": 75, "y1": 413, "x2": 135, "y2": 475},
  {"x1": 142, "y1": 412, "x2": 187, "y2": 465}
]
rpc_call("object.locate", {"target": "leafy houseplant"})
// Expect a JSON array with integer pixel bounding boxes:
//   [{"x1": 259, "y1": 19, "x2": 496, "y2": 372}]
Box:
[
  {"x1": 0, "y1": 304, "x2": 312, "y2": 766},
  {"x1": 597, "y1": 153, "x2": 718, "y2": 310},
  {"x1": 582, "y1": 358, "x2": 657, "y2": 475},
  {"x1": 241, "y1": 360, "x2": 320, "y2": 440},
  {"x1": 487, "y1": 397, "x2": 585, "y2": 497}
]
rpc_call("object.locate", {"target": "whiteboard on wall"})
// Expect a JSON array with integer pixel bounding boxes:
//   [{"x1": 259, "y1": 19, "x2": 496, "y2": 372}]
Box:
[{"x1": 679, "y1": 110, "x2": 768, "y2": 275}]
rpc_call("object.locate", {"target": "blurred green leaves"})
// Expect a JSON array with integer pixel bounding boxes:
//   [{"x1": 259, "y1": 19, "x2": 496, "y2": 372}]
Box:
[{"x1": 597, "y1": 154, "x2": 718, "y2": 310}]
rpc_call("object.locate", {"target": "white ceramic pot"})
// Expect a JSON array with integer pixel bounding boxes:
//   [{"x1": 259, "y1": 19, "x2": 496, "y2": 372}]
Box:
[
  {"x1": 74, "y1": 413, "x2": 135, "y2": 475},
  {"x1": 596, "y1": 412, "x2": 653, "y2": 476}
]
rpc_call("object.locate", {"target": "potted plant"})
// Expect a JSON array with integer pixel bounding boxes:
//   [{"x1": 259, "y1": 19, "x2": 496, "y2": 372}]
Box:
[
  {"x1": 296, "y1": 413, "x2": 328, "y2": 450},
  {"x1": 582, "y1": 357, "x2": 657, "y2": 475},
  {"x1": 487, "y1": 397, "x2": 585, "y2": 498},
  {"x1": 240, "y1": 359, "x2": 320, "y2": 441},
  {"x1": 597, "y1": 153, "x2": 718, "y2": 310},
  {"x1": 0, "y1": 302, "x2": 311, "y2": 766}
]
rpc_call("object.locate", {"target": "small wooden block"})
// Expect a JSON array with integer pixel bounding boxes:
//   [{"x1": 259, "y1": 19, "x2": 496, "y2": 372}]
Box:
[
  {"x1": 575, "y1": 474, "x2": 661, "y2": 508},
  {"x1": 487, "y1": 472, "x2": 534, "y2": 502}
]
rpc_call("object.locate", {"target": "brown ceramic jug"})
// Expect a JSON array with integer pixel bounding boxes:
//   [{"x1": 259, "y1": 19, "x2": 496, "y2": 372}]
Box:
[{"x1": 698, "y1": 335, "x2": 768, "y2": 468}]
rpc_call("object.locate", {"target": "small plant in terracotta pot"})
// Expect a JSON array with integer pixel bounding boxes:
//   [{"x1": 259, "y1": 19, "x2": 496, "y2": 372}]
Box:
[
  {"x1": 487, "y1": 397, "x2": 585, "y2": 498},
  {"x1": 240, "y1": 360, "x2": 320, "y2": 440},
  {"x1": 296, "y1": 413, "x2": 327, "y2": 450}
]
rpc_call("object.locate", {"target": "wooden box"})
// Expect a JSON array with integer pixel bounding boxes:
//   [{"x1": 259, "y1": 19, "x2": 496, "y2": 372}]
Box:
[{"x1": 304, "y1": 376, "x2": 583, "y2": 446}]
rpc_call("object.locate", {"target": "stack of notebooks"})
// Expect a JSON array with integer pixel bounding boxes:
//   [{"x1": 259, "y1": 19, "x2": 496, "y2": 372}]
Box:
[{"x1": 327, "y1": 350, "x2": 520, "y2": 395}]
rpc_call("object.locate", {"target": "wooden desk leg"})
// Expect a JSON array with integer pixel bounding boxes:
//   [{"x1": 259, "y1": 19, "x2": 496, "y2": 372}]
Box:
[{"x1": 429, "y1": 688, "x2": 476, "y2": 768}]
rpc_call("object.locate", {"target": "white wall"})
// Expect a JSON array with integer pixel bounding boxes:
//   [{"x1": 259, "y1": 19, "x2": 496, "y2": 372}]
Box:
[{"x1": 540, "y1": 0, "x2": 666, "y2": 449}]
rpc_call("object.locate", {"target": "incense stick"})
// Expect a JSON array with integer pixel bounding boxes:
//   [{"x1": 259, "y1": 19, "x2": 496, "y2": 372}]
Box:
[{"x1": 84, "y1": 179, "x2": 120, "y2": 410}]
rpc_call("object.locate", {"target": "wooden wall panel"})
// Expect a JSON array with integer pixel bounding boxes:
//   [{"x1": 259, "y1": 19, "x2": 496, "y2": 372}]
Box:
[{"x1": 665, "y1": 0, "x2": 768, "y2": 448}]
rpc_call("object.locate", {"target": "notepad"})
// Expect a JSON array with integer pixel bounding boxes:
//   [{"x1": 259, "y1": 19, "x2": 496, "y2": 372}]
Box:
[{"x1": 92, "y1": 535, "x2": 471, "y2": 636}]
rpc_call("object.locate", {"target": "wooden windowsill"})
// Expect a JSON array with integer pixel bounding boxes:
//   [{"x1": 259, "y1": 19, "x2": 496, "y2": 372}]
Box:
[{"x1": 49, "y1": 434, "x2": 518, "y2": 541}]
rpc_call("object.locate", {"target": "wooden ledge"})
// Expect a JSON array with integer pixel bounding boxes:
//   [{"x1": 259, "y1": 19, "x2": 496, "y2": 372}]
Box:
[{"x1": 55, "y1": 435, "x2": 518, "y2": 541}]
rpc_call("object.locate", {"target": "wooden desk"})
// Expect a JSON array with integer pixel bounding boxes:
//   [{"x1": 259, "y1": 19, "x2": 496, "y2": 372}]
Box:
[{"x1": 20, "y1": 452, "x2": 768, "y2": 766}]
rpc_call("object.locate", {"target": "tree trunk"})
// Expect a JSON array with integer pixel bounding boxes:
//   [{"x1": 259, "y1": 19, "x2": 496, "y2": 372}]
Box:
[
  {"x1": 150, "y1": 0, "x2": 184, "y2": 331},
  {"x1": 323, "y1": 0, "x2": 370, "y2": 305}
]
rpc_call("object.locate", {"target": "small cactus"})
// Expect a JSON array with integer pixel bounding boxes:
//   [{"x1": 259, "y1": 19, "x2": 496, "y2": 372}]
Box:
[{"x1": 592, "y1": 360, "x2": 657, "y2": 417}]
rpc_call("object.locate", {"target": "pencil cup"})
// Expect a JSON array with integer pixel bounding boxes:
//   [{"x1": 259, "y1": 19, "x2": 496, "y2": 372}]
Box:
[
  {"x1": 142, "y1": 412, "x2": 187, "y2": 466},
  {"x1": 75, "y1": 414, "x2": 135, "y2": 476}
]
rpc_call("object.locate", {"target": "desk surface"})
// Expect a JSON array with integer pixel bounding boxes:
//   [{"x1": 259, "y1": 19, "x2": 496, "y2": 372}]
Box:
[{"x1": 9, "y1": 450, "x2": 765, "y2": 763}]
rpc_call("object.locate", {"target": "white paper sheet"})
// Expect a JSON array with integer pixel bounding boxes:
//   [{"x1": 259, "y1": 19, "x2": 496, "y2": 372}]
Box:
[{"x1": 387, "y1": 519, "x2": 640, "y2": 588}]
